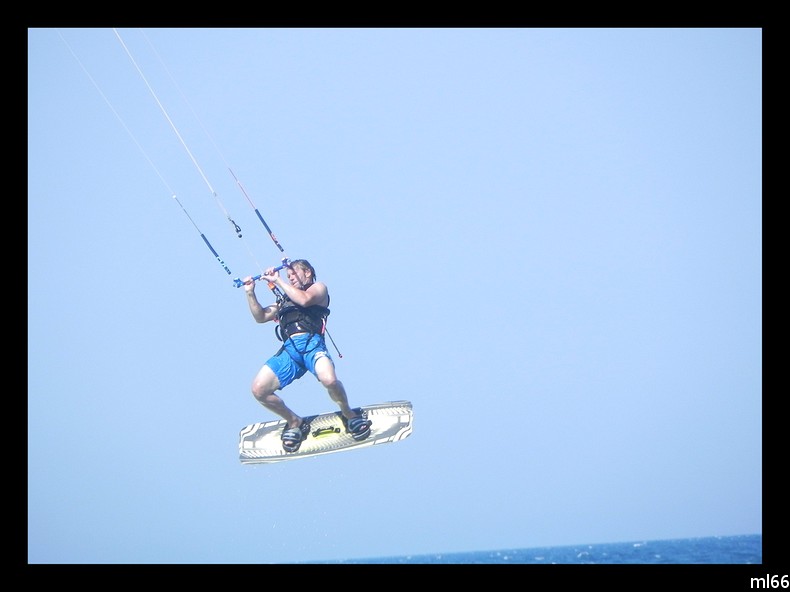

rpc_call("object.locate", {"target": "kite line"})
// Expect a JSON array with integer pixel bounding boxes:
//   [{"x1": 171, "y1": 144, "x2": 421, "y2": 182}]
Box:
[
  {"x1": 63, "y1": 28, "x2": 343, "y2": 355},
  {"x1": 57, "y1": 29, "x2": 234, "y2": 277}
]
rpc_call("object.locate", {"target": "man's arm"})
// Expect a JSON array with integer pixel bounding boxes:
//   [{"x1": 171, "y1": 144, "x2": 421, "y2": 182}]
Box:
[
  {"x1": 264, "y1": 271, "x2": 329, "y2": 308},
  {"x1": 243, "y1": 277, "x2": 279, "y2": 323},
  {"x1": 278, "y1": 280, "x2": 328, "y2": 308}
]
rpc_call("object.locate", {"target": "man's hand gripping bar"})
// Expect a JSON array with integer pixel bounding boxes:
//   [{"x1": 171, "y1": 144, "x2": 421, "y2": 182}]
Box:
[{"x1": 232, "y1": 258, "x2": 292, "y2": 288}]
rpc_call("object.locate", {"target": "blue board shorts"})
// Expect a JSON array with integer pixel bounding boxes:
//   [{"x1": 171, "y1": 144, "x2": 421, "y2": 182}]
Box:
[{"x1": 265, "y1": 332, "x2": 333, "y2": 390}]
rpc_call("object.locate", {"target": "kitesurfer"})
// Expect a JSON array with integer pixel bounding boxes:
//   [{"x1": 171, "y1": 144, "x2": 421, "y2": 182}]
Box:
[{"x1": 242, "y1": 259, "x2": 371, "y2": 452}]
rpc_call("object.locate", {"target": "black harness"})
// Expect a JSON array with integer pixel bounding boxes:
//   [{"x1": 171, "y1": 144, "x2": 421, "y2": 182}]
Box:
[{"x1": 274, "y1": 284, "x2": 331, "y2": 344}]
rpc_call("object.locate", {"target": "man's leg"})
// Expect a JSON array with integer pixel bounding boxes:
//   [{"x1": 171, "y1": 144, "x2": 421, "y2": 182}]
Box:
[
  {"x1": 252, "y1": 364, "x2": 302, "y2": 429},
  {"x1": 314, "y1": 356, "x2": 357, "y2": 419},
  {"x1": 314, "y1": 356, "x2": 371, "y2": 441}
]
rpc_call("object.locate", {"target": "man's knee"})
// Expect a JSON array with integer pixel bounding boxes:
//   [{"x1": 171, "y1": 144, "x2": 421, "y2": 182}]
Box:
[
  {"x1": 314, "y1": 355, "x2": 337, "y2": 385},
  {"x1": 252, "y1": 371, "x2": 279, "y2": 402}
]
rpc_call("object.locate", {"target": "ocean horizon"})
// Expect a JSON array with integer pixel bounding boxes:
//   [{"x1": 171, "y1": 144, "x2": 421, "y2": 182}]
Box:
[{"x1": 300, "y1": 533, "x2": 761, "y2": 564}]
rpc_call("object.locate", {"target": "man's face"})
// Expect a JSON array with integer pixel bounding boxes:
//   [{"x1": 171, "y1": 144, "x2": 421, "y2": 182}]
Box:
[{"x1": 287, "y1": 266, "x2": 309, "y2": 287}]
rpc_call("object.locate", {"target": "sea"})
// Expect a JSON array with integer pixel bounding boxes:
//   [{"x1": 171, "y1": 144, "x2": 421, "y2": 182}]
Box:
[{"x1": 303, "y1": 533, "x2": 762, "y2": 564}]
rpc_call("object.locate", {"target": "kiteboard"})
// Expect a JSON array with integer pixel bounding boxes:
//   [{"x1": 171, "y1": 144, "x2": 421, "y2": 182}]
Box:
[{"x1": 238, "y1": 400, "x2": 413, "y2": 465}]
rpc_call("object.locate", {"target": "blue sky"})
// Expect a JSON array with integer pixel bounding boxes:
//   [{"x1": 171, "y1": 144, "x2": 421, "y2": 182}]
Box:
[{"x1": 28, "y1": 27, "x2": 762, "y2": 564}]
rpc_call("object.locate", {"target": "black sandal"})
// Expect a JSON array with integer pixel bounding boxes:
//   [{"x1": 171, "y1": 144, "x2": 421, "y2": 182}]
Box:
[
  {"x1": 343, "y1": 414, "x2": 372, "y2": 442},
  {"x1": 281, "y1": 420, "x2": 310, "y2": 452}
]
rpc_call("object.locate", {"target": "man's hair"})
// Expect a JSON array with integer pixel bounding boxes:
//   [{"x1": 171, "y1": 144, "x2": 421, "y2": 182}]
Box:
[{"x1": 289, "y1": 259, "x2": 316, "y2": 281}]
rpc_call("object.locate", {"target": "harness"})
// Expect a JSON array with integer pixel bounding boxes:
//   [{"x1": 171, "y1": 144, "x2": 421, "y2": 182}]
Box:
[
  {"x1": 276, "y1": 299, "x2": 331, "y2": 341},
  {"x1": 273, "y1": 284, "x2": 331, "y2": 356}
]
